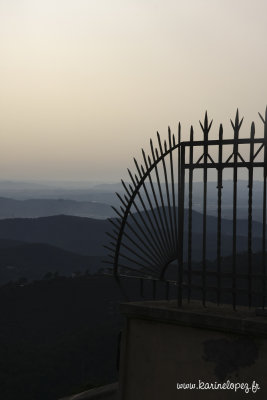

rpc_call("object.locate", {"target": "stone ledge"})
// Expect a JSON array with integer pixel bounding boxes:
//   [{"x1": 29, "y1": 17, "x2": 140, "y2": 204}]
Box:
[
  {"x1": 59, "y1": 383, "x2": 118, "y2": 400},
  {"x1": 120, "y1": 300, "x2": 267, "y2": 336}
]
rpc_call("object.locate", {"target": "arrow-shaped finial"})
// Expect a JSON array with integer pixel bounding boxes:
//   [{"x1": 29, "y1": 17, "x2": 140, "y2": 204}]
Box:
[
  {"x1": 199, "y1": 111, "x2": 213, "y2": 135},
  {"x1": 230, "y1": 108, "x2": 244, "y2": 131}
]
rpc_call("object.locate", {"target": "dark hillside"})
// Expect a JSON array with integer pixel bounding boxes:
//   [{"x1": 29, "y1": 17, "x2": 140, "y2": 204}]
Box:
[
  {"x1": 0, "y1": 215, "x2": 109, "y2": 256},
  {"x1": 0, "y1": 212, "x2": 265, "y2": 262},
  {"x1": 0, "y1": 241, "x2": 101, "y2": 284},
  {"x1": 0, "y1": 276, "x2": 125, "y2": 400}
]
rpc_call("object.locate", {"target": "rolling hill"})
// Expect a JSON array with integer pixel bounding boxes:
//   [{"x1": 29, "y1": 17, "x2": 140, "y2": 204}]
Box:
[
  {"x1": 0, "y1": 239, "x2": 102, "y2": 284},
  {"x1": 0, "y1": 197, "x2": 115, "y2": 219},
  {"x1": 0, "y1": 210, "x2": 264, "y2": 261}
]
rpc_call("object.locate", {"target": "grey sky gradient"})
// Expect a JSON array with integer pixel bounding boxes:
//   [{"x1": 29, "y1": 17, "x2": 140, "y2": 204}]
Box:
[{"x1": 1, "y1": 0, "x2": 267, "y2": 181}]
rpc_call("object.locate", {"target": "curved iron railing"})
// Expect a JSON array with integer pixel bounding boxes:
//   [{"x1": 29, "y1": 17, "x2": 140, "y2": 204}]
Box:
[{"x1": 104, "y1": 107, "x2": 267, "y2": 309}]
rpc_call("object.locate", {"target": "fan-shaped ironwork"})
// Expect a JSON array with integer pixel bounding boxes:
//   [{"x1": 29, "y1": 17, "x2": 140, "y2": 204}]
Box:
[{"x1": 104, "y1": 107, "x2": 267, "y2": 309}]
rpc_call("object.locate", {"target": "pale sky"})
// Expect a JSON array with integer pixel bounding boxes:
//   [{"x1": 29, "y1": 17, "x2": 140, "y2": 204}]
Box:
[{"x1": 1, "y1": 0, "x2": 267, "y2": 182}]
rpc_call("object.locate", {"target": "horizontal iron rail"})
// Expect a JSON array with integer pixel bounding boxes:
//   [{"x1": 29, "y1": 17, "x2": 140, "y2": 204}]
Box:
[
  {"x1": 184, "y1": 162, "x2": 265, "y2": 169},
  {"x1": 181, "y1": 138, "x2": 265, "y2": 146}
]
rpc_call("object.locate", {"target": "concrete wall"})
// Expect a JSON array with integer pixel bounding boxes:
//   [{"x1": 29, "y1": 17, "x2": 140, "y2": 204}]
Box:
[{"x1": 118, "y1": 301, "x2": 267, "y2": 400}]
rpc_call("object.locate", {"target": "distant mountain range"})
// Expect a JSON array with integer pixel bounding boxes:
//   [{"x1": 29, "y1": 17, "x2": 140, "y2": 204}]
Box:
[
  {"x1": 0, "y1": 211, "x2": 264, "y2": 256},
  {"x1": 0, "y1": 180, "x2": 266, "y2": 220},
  {"x1": 0, "y1": 178, "x2": 266, "y2": 285},
  {"x1": 0, "y1": 197, "x2": 115, "y2": 219},
  {"x1": 0, "y1": 180, "x2": 121, "y2": 203},
  {"x1": 0, "y1": 210, "x2": 265, "y2": 284}
]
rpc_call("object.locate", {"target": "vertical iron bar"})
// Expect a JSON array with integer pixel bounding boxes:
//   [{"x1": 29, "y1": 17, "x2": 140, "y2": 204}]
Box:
[
  {"x1": 217, "y1": 124, "x2": 223, "y2": 305},
  {"x1": 263, "y1": 177, "x2": 266, "y2": 309},
  {"x1": 187, "y1": 126, "x2": 194, "y2": 302},
  {"x1": 177, "y1": 123, "x2": 181, "y2": 239},
  {"x1": 231, "y1": 110, "x2": 243, "y2": 310},
  {"x1": 169, "y1": 128, "x2": 178, "y2": 244},
  {"x1": 199, "y1": 112, "x2": 212, "y2": 307},
  {"x1": 202, "y1": 123, "x2": 208, "y2": 306},
  {"x1": 262, "y1": 107, "x2": 267, "y2": 309},
  {"x1": 177, "y1": 124, "x2": 181, "y2": 305},
  {"x1": 233, "y1": 153, "x2": 238, "y2": 309},
  {"x1": 178, "y1": 142, "x2": 185, "y2": 307},
  {"x1": 248, "y1": 122, "x2": 255, "y2": 307}
]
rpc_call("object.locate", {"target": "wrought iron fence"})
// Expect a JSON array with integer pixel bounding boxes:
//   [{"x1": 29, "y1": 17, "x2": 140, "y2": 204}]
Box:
[{"x1": 104, "y1": 107, "x2": 267, "y2": 309}]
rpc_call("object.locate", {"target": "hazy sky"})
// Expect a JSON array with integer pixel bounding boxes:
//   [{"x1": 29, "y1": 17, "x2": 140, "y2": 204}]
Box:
[{"x1": 1, "y1": 0, "x2": 267, "y2": 182}]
